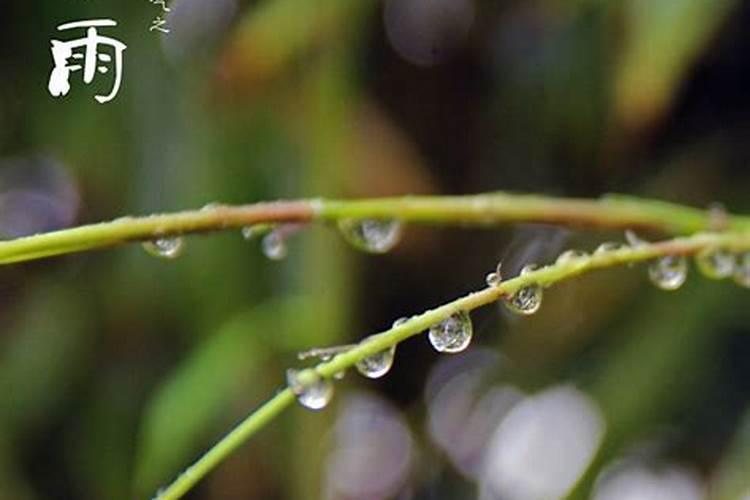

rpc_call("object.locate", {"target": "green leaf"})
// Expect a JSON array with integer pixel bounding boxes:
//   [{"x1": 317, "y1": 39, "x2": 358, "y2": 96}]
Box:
[
  {"x1": 133, "y1": 301, "x2": 280, "y2": 495},
  {"x1": 615, "y1": 0, "x2": 736, "y2": 128}
]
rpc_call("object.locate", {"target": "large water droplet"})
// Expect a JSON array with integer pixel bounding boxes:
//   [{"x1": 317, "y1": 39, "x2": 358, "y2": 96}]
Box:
[
  {"x1": 485, "y1": 262, "x2": 503, "y2": 287},
  {"x1": 504, "y1": 264, "x2": 543, "y2": 315},
  {"x1": 338, "y1": 218, "x2": 403, "y2": 254},
  {"x1": 428, "y1": 311, "x2": 473, "y2": 353},
  {"x1": 733, "y1": 252, "x2": 750, "y2": 288},
  {"x1": 262, "y1": 231, "x2": 287, "y2": 260},
  {"x1": 287, "y1": 369, "x2": 334, "y2": 411},
  {"x1": 648, "y1": 255, "x2": 687, "y2": 290},
  {"x1": 355, "y1": 337, "x2": 396, "y2": 379},
  {"x1": 142, "y1": 237, "x2": 184, "y2": 259},
  {"x1": 695, "y1": 247, "x2": 735, "y2": 280},
  {"x1": 556, "y1": 249, "x2": 587, "y2": 265}
]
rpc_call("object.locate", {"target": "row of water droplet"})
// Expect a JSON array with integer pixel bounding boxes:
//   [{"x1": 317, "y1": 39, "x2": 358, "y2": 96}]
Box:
[
  {"x1": 139, "y1": 224, "x2": 750, "y2": 411},
  {"x1": 139, "y1": 218, "x2": 404, "y2": 261},
  {"x1": 252, "y1": 218, "x2": 404, "y2": 260},
  {"x1": 649, "y1": 247, "x2": 750, "y2": 290},
  {"x1": 288, "y1": 310, "x2": 478, "y2": 410}
]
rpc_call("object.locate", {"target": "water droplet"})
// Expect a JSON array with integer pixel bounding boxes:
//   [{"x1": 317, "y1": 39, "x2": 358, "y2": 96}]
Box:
[
  {"x1": 648, "y1": 255, "x2": 687, "y2": 290},
  {"x1": 241, "y1": 226, "x2": 260, "y2": 240},
  {"x1": 695, "y1": 247, "x2": 735, "y2": 280},
  {"x1": 201, "y1": 202, "x2": 222, "y2": 211},
  {"x1": 286, "y1": 369, "x2": 334, "y2": 411},
  {"x1": 485, "y1": 272, "x2": 501, "y2": 287},
  {"x1": 556, "y1": 249, "x2": 588, "y2": 264},
  {"x1": 262, "y1": 231, "x2": 287, "y2": 260},
  {"x1": 355, "y1": 338, "x2": 396, "y2": 379},
  {"x1": 333, "y1": 371, "x2": 346, "y2": 380},
  {"x1": 393, "y1": 317, "x2": 409, "y2": 327},
  {"x1": 428, "y1": 311, "x2": 473, "y2": 353},
  {"x1": 142, "y1": 237, "x2": 184, "y2": 259},
  {"x1": 594, "y1": 241, "x2": 626, "y2": 254},
  {"x1": 733, "y1": 252, "x2": 750, "y2": 288},
  {"x1": 338, "y1": 218, "x2": 403, "y2": 254},
  {"x1": 297, "y1": 345, "x2": 351, "y2": 362},
  {"x1": 298, "y1": 349, "x2": 331, "y2": 362},
  {"x1": 504, "y1": 264, "x2": 543, "y2": 315},
  {"x1": 485, "y1": 262, "x2": 503, "y2": 287}
]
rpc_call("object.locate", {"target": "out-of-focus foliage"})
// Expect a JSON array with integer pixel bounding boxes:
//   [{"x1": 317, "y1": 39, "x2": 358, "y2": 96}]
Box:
[
  {"x1": 615, "y1": 0, "x2": 736, "y2": 129},
  {"x1": 2, "y1": 0, "x2": 750, "y2": 499}
]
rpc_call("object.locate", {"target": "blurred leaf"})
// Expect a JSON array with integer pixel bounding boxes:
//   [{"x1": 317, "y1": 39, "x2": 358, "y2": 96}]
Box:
[
  {"x1": 710, "y1": 410, "x2": 750, "y2": 500},
  {"x1": 133, "y1": 297, "x2": 315, "y2": 495},
  {"x1": 569, "y1": 279, "x2": 743, "y2": 498},
  {"x1": 0, "y1": 281, "x2": 94, "y2": 433},
  {"x1": 218, "y1": 0, "x2": 372, "y2": 93},
  {"x1": 69, "y1": 370, "x2": 144, "y2": 500},
  {"x1": 0, "y1": 435, "x2": 35, "y2": 500},
  {"x1": 615, "y1": 0, "x2": 736, "y2": 129}
]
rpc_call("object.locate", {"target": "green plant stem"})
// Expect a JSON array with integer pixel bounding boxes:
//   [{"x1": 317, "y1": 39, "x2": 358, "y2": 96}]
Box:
[
  {"x1": 155, "y1": 389, "x2": 295, "y2": 500},
  {"x1": 1, "y1": 193, "x2": 748, "y2": 265},
  {"x1": 155, "y1": 229, "x2": 750, "y2": 500}
]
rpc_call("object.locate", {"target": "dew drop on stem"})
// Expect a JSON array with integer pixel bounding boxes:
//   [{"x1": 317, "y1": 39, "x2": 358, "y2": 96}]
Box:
[
  {"x1": 695, "y1": 247, "x2": 735, "y2": 280},
  {"x1": 428, "y1": 311, "x2": 473, "y2": 353},
  {"x1": 556, "y1": 249, "x2": 588, "y2": 264},
  {"x1": 262, "y1": 231, "x2": 287, "y2": 260},
  {"x1": 337, "y1": 218, "x2": 403, "y2": 254},
  {"x1": 142, "y1": 237, "x2": 184, "y2": 259},
  {"x1": 392, "y1": 317, "x2": 409, "y2": 327},
  {"x1": 485, "y1": 262, "x2": 502, "y2": 287},
  {"x1": 504, "y1": 264, "x2": 543, "y2": 315},
  {"x1": 355, "y1": 337, "x2": 396, "y2": 379},
  {"x1": 648, "y1": 255, "x2": 687, "y2": 290},
  {"x1": 241, "y1": 225, "x2": 261, "y2": 240},
  {"x1": 594, "y1": 241, "x2": 626, "y2": 254},
  {"x1": 286, "y1": 369, "x2": 334, "y2": 411}
]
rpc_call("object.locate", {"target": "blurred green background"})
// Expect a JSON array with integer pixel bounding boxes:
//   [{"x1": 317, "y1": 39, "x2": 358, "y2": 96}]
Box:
[{"x1": 2, "y1": 0, "x2": 750, "y2": 499}]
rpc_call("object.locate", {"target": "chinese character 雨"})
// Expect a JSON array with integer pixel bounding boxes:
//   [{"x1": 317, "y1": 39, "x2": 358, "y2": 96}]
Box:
[
  {"x1": 48, "y1": 19, "x2": 127, "y2": 104},
  {"x1": 149, "y1": 16, "x2": 170, "y2": 34}
]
